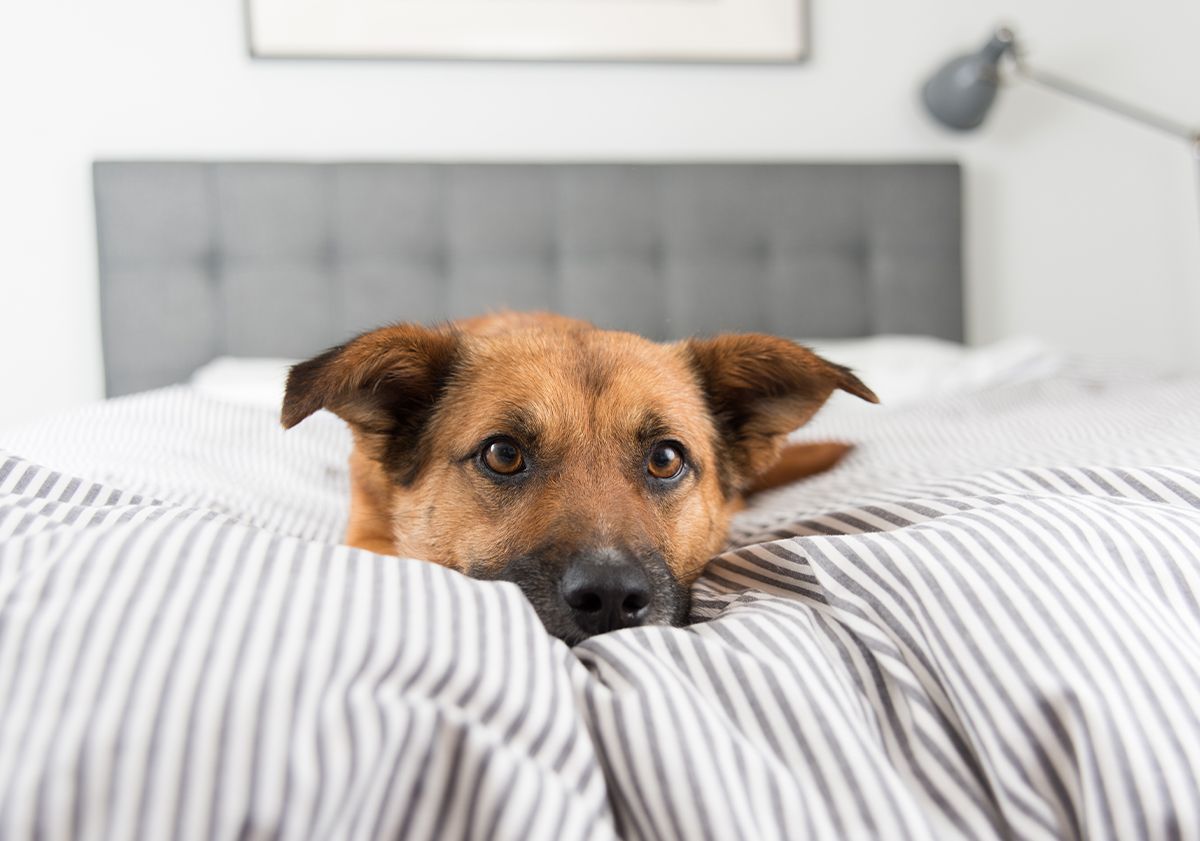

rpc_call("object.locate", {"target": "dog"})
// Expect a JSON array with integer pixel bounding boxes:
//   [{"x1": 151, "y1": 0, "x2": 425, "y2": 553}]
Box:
[{"x1": 282, "y1": 312, "x2": 877, "y2": 644}]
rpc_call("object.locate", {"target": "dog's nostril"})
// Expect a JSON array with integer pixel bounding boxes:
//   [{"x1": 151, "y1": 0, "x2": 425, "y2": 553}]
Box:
[
  {"x1": 622, "y1": 592, "x2": 649, "y2": 614},
  {"x1": 568, "y1": 591, "x2": 603, "y2": 613}
]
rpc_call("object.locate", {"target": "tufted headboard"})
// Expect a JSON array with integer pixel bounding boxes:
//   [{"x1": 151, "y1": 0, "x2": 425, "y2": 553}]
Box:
[{"x1": 93, "y1": 161, "x2": 963, "y2": 397}]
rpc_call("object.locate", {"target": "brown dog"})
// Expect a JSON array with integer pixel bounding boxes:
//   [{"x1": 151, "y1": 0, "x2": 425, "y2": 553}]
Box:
[{"x1": 282, "y1": 312, "x2": 876, "y2": 643}]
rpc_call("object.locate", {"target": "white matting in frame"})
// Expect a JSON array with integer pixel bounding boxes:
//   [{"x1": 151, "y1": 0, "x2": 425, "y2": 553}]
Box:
[{"x1": 246, "y1": 0, "x2": 807, "y2": 62}]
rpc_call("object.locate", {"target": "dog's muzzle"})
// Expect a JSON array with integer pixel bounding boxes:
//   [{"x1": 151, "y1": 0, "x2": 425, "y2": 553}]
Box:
[{"x1": 478, "y1": 545, "x2": 689, "y2": 644}]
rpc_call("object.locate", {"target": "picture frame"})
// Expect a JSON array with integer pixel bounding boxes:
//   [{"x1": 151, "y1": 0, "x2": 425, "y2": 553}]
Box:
[{"x1": 246, "y1": 0, "x2": 807, "y2": 63}]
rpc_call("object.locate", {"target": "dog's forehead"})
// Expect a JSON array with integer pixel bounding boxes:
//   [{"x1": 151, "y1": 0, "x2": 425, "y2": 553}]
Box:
[
  {"x1": 465, "y1": 330, "x2": 692, "y2": 392},
  {"x1": 445, "y1": 329, "x2": 711, "y2": 440}
]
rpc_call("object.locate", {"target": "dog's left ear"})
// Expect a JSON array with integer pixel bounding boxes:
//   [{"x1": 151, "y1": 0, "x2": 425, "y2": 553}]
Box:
[
  {"x1": 281, "y1": 323, "x2": 460, "y2": 480},
  {"x1": 685, "y1": 334, "x2": 878, "y2": 490}
]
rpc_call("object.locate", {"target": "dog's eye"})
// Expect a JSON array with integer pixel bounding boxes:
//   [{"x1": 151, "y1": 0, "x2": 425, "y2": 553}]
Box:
[
  {"x1": 647, "y1": 441, "x2": 685, "y2": 480},
  {"x1": 482, "y1": 438, "x2": 525, "y2": 475}
]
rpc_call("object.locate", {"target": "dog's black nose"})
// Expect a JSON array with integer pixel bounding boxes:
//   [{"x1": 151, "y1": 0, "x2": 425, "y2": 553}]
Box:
[{"x1": 561, "y1": 557, "x2": 652, "y2": 636}]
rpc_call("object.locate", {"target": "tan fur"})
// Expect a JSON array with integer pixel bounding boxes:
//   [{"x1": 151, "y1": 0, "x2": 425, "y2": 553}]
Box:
[
  {"x1": 743, "y1": 441, "x2": 856, "y2": 496},
  {"x1": 283, "y1": 312, "x2": 877, "y2": 588},
  {"x1": 344, "y1": 444, "x2": 401, "y2": 555}
]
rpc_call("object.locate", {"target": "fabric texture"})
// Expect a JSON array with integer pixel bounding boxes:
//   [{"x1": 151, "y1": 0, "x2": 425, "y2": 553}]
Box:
[{"x1": 2, "y1": 359, "x2": 1200, "y2": 840}]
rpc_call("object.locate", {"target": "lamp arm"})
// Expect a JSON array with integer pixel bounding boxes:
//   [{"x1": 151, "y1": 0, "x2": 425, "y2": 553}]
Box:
[
  {"x1": 1008, "y1": 54, "x2": 1199, "y2": 146},
  {"x1": 984, "y1": 30, "x2": 1200, "y2": 271}
]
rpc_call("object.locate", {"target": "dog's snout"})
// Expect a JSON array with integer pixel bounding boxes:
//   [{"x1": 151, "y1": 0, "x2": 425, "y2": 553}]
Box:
[{"x1": 561, "y1": 555, "x2": 651, "y2": 636}]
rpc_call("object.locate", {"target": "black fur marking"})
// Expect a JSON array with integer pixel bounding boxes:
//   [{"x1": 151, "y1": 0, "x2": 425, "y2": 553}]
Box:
[
  {"x1": 635, "y1": 411, "x2": 673, "y2": 447},
  {"x1": 571, "y1": 331, "x2": 613, "y2": 398},
  {"x1": 492, "y1": 408, "x2": 542, "y2": 454},
  {"x1": 472, "y1": 544, "x2": 689, "y2": 644},
  {"x1": 381, "y1": 346, "x2": 462, "y2": 487},
  {"x1": 683, "y1": 347, "x2": 739, "y2": 499}
]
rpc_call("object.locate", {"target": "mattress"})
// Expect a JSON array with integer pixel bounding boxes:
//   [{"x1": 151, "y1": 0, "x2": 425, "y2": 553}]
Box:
[{"x1": 2, "y1": 340, "x2": 1199, "y2": 841}]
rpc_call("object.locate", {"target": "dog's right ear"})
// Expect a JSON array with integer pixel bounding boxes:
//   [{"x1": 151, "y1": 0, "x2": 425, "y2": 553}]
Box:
[
  {"x1": 685, "y1": 333, "x2": 878, "y2": 493},
  {"x1": 282, "y1": 324, "x2": 460, "y2": 471}
]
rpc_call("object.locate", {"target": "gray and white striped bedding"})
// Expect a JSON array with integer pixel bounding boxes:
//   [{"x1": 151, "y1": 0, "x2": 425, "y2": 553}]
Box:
[{"x1": 2, "y1": 357, "x2": 1200, "y2": 840}]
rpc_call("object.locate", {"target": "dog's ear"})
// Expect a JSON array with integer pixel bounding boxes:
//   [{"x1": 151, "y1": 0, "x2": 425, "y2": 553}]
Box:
[
  {"x1": 282, "y1": 323, "x2": 460, "y2": 479},
  {"x1": 685, "y1": 334, "x2": 878, "y2": 491}
]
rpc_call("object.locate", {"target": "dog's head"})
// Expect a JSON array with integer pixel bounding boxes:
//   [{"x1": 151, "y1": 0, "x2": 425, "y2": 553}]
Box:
[{"x1": 283, "y1": 321, "x2": 875, "y2": 644}]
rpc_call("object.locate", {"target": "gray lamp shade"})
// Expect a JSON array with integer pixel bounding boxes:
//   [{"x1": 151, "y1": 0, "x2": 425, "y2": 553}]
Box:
[{"x1": 922, "y1": 29, "x2": 1016, "y2": 131}]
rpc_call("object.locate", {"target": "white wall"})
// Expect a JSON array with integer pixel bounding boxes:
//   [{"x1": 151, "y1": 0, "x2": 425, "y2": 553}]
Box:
[{"x1": 2, "y1": 0, "x2": 1198, "y2": 426}]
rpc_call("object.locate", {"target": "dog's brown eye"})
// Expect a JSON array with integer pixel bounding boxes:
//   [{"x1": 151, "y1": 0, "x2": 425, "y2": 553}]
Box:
[
  {"x1": 647, "y1": 442, "x2": 684, "y2": 480},
  {"x1": 483, "y1": 439, "x2": 524, "y2": 475}
]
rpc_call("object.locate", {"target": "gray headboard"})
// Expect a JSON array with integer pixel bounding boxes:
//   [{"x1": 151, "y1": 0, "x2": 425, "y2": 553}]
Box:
[{"x1": 93, "y1": 161, "x2": 962, "y2": 397}]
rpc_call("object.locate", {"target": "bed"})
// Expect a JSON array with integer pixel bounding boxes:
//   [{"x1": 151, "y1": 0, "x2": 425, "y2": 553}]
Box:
[{"x1": 2, "y1": 162, "x2": 1198, "y2": 841}]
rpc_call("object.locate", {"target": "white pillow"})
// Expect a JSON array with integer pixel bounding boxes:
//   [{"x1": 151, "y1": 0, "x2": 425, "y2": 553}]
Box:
[
  {"x1": 806, "y1": 334, "x2": 1061, "y2": 411},
  {"x1": 187, "y1": 336, "x2": 1061, "y2": 412},
  {"x1": 189, "y1": 356, "x2": 297, "y2": 410}
]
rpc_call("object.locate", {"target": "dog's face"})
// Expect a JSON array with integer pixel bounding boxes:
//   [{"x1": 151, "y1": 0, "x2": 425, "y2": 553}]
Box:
[{"x1": 283, "y1": 321, "x2": 875, "y2": 644}]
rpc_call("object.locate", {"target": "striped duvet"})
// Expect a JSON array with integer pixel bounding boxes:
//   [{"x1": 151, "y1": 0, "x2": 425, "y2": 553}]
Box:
[{"x1": 2, "y1": 360, "x2": 1199, "y2": 841}]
